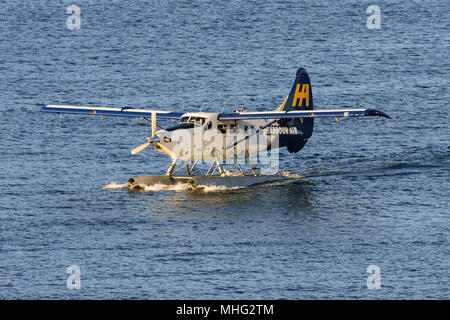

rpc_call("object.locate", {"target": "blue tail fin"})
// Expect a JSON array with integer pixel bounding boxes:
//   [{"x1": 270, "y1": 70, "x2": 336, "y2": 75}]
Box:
[
  {"x1": 277, "y1": 68, "x2": 314, "y2": 153},
  {"x1": 277, "y1": 68, "x2": 313, "y2": 112}
]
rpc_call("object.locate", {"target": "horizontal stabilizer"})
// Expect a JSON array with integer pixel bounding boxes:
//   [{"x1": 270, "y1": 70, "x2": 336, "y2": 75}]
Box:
[{"x1": 218, "y1": 108, "x2": 391, "y2": 120}]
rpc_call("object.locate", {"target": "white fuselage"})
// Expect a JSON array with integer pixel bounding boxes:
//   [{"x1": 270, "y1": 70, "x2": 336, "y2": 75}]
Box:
[{"x1": 151, "y1": 112, "x2": 295, "y2": 161}]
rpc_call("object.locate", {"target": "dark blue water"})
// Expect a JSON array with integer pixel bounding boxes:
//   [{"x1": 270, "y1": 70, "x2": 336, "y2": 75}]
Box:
[{"x1": 1, "y1": 0, "x2": 449, "y2": 299}]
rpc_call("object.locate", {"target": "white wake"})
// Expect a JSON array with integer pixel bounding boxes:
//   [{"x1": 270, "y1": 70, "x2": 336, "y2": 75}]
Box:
[{"x1": 102, "y1": 182, "x2": 128, "y2": 190}]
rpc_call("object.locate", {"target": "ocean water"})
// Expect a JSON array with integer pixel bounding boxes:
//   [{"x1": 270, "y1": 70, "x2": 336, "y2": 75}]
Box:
[{"x1": 0, "y1": 0, "x2": 449, "y2": 299}]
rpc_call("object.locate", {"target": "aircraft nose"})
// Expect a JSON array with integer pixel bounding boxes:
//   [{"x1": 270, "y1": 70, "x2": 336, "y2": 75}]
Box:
[{"x1": 149, "y1": 135, "x2": 160, "y2": 143}]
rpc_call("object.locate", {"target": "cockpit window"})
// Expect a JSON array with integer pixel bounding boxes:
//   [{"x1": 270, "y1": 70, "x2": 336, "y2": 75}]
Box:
[{"x1": 180, "y1": 116, "x2": 206, "y2": 124}]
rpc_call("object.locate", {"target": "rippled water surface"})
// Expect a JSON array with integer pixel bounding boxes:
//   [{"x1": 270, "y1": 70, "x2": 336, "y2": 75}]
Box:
[{"x1": 0, "y1": 0, "x2": 449, "y2": 299}]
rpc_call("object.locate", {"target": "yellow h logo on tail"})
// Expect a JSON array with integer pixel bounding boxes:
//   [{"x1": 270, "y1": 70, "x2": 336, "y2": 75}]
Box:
[{"x1": 292, "y1": 84, "x2": 309, "y2": 107}]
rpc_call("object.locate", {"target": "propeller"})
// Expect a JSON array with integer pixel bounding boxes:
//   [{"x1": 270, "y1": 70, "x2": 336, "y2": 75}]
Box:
[{"x1": 131, "y1": 112, "x2": 158, "y2": 155}]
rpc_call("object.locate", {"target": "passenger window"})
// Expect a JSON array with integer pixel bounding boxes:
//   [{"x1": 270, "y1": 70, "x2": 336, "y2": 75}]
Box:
[
  {"x1": 218, "y1": 124, "x2": 227, "y2": 134},
  {"x1": 204, "y1": 121, "x2": 212, "y2": 130}
]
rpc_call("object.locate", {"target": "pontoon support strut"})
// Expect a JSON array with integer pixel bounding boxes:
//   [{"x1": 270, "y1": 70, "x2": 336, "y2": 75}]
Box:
[{"x1": 166, "y1": 158, "x2": 178, "y2": 176}]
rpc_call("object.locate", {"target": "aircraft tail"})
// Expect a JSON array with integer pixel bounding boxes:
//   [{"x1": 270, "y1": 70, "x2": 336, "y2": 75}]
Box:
[
  {"x1": 277, "y1": 68, "x2": 314, "y2": 153},
  {"x1": 277, "y1": 67, "x2": 313, "y2": 112}
]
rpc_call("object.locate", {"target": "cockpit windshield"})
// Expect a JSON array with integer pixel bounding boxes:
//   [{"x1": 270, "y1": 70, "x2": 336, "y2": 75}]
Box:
[{"x1": 180, "y1": 116, "x2": 206, "y2": 125}]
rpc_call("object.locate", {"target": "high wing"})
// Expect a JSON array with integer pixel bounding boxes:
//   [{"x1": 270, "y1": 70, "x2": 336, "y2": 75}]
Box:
[
  {"x1": 41, "y1": 105, "x2": 184, "y2": 120},
  {"x1": 218, "y1": 108, "x2": 391, "y2": 120}
]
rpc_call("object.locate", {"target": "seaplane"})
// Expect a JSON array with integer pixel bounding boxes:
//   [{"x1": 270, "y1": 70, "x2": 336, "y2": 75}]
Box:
[{"x1": 41, "y1": 68, "x2": 390, "y2": 190}]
